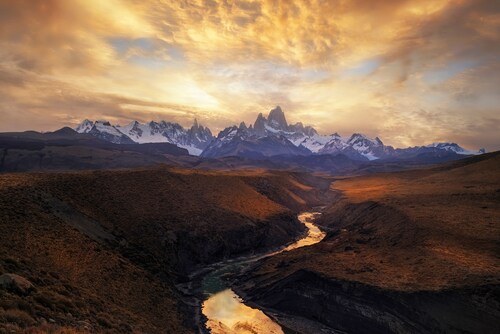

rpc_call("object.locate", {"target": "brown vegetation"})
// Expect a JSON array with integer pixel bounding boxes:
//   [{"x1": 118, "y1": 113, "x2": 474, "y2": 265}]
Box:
[
  {"x1": 236, "y1": 152, "x2": 500, "y2": 333},
  {"x1": 0, "y1": 166, "x2": 331, "y2": 333}
]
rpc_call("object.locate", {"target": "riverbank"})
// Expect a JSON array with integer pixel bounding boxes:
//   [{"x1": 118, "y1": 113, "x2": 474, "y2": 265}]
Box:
[
  {"x1": 196, "y1": 212, "x2": 326, "y2": 333},
  {"x1": 235, "y1": 152, "x2": 500, "y2": 333},
  {"x1": 0, "y1": 167, "x2": 334, "y2": 333}
]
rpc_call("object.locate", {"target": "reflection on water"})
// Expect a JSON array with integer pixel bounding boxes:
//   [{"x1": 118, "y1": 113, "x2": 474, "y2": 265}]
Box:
[
  {"x1": 283, "y1": 212, "x2": 325, "y2": 251},
  {"x1": 203, "y1": 289, "x2": 284, "y2": 334},
  {"x1": 202, "y1": 212, "x2": 325, "y2": 334}
]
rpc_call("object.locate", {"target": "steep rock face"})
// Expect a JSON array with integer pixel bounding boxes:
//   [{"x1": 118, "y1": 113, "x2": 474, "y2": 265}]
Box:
[
  {"x1": 253, "y1": 113, "x2": 267, "y2": 137},
  {"x1": 238, "y1": 270, "x2": 499, "y2": 334},
  {"x1": 172, "y1": 212, "x2": 305, "y2": 275},
  {"x1": 87, "y1": 121, "x2": 135, "y2": 144},
  {"x1": 186, "y1": 119, "x2": 213, "y2": 151},
  {"x1": 267, "y1": 106, "x2": 288, "y2": 130},
  {"x1": 74, "y1": 119, "x2": 94, "y2": 133},
  {"x1": 202, "y1": 106, "x2": 317, "y2": 158},
  {"x1": 201, "y1": 124, "x2": 310, "y2": 158}
]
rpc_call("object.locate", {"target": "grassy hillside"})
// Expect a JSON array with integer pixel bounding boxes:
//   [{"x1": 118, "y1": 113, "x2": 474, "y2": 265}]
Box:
[
  {"x1": 0, "y1": 167, "x2": 332, "y2": 333},
  {"x1": 236, "y1": 152, "x2": 500, "y2": 333}
]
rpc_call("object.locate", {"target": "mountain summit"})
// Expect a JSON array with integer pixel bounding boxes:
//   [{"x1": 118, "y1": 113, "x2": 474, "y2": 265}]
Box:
[
  {"x1": 73, "y1": 106, "x2": 482, "y2": 160},
  {"x1": 201, "y1": 106, "x2": 483, "y2": 160},
  {"x1": 267, "y1": 106, "x2": 288, "y2": 130},
  {"x1": 75, "y1": 119, "x2": 214, "y2": 155}
]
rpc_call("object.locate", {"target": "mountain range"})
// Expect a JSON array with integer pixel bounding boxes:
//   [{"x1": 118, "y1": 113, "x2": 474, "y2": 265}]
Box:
[
  {"x1": 75, "y1": 119, "x2": 213, "y2": 155},
  {"x1": 74, "y1": 106, "x2": 484, "y2": 160}
]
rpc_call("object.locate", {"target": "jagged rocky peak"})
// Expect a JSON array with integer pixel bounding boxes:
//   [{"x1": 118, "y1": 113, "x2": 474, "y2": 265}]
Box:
[
  {"x1": 96, "y1": 120, "x2": 111, "y2": 126},
  {"x1": 254, "y1": 112, "x2": 267, "y2": 135},
  {"x1": 289, "y1": 121, "x2": 318, "y2": 136},
  {"x1": 189, "y1": 118, "x2": 212, "y2": 138},
  {"x1": 267, "y1": 105, "x2": 288, "y2": 130},
  {"x1": 73, "y1": 118, "x2": 214, "y2": 156},
  {"x1": 303, "y1": 125, "x2": 318, "y2": 137},
  {"x1": 148, "y1": 120, "x2": 159, "y2": 129},
  {"x1": 348, "y1": 133, "x2": 379, "y2": 145},
  {"x1": 425, "y1": 142, "x2": 483, "y2": 155},
  {"x1": 348, "y1": 133, "x2": 364, "y2": 141},
  {"x1": 127, "y1": 121, "x2": 143, "y2": 136},
  {"x1": 289, "y1": 121, "x2": 304, "y2": 132},
  {"x1": 216, "y1": 125, "x2": 239, "y2": 139},
  {"x1": 72, "y1": 106, "x2": 483, "y2": 160},
  {"x1": 75, "y1": 119, "x2": 94, "y2": 133},
  {"x1": 190, "y1": 118, "x2": 200, "y2": 131},
  {"x1": 191, "y1": 118, "x2": 209, "y2": 132}
]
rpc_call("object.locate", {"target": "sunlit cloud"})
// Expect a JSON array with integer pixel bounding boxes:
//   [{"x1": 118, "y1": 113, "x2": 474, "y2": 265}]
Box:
[{"x1": 0, "y1": 0, "x2": 498, "y2": 150}]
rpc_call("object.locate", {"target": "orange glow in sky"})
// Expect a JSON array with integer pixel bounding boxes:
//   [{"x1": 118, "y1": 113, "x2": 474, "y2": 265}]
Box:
[{"x1": 0, "y1": 0, "x2": 499, "y2": 150}]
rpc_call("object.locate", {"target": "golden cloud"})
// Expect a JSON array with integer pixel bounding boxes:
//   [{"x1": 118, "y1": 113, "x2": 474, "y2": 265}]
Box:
[{"x1": 0, "y1": 0, "x2": 499, "y2": 150}]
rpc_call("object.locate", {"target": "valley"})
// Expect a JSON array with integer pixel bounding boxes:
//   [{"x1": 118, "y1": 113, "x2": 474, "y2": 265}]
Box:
[
  {"x1": 200, "y1": 212, "x2": 326, "y2": 334},
  {"x1": 234, "y1": 152, "x2": 500, "y2": 333},
  {"x1": 1, "y1": 152, "x2": 498, "y2": 333},
  {"x1": 0, "y1": 167, "x2": 333, "y2": 332},
  {"x1": 0, "y1": 108, "x2": 498, "y2": 334},
  {"x1": 2, "y1": 1, "x2": 499, "y2": 333}
]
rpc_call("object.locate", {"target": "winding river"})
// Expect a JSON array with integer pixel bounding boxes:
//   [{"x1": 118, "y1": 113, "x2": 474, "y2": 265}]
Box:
[{"x1": 201, "y1": 212, "x2": 326, "y2": 334}]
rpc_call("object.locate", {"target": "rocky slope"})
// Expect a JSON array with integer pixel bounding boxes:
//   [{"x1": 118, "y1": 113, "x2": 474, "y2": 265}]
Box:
[
  {"x1": 235, "y1": 152, "x2": 500, "y2": 334},
  {"x1": 0, "y1": 167, "x2": 333, "y2": 333}
]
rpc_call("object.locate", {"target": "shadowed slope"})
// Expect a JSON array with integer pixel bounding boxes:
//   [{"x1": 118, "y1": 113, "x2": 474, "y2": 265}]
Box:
[
  {"x1": 236, "y1": 152, "x2": 500, "y2": 334},
  {"x1": 0, "y1": 167, "x2": 332, "y2": 333}
]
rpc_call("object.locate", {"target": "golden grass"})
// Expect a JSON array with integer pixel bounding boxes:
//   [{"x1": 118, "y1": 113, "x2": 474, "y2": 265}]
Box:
[{"x1": 247, "y1": 153, "x2": 500, "y2": 291}]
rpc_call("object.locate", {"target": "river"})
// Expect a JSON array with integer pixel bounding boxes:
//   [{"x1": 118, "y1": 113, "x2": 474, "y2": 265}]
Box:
[{"x1": 201, "y1": 212, "x2": 326, "y2": 333}]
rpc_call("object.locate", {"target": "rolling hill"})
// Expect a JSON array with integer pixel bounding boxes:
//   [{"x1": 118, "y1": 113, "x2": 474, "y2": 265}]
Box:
[
  {"x1": 235, "y1": 151, "x2": 500, "y2": 334},
  {"x1": 0, "y1": 167, "x2": 333, "y2": 333}
]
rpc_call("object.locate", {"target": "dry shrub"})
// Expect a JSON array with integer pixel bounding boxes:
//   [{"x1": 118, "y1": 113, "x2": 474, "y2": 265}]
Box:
[
  {"x1": 24, "y1": 324, "x2": 90, "y2": 334},
  {"x1": 96, "y1": 314, "x2": 112, "y2": 328},
  {"x1": 0, "y1": 308, "x2": 36, "y2": 327},
  {"x1": 34, "y1": 291, "x2": 76, "y2": 313}
]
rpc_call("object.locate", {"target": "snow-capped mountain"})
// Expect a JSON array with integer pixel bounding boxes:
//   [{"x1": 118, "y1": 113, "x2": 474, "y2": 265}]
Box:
[
  {"x1": 202, "y1": 106, "x2": 321, "y2": 158},
  {"x1": 252, "y1": 106, "x2": 319, "y2": 143},
  {"x1": 76, "y1": 120, "x2": 135, "y2": 144},
  {"x1": 201, "y1": 106, "x2": 484, "y2": 160},
  {"x1": 201, "y1": 122, "x2": 310, "y2": 158},
  {"x1": 73, "y1": 106, "x2": 483, "y2": 160},
  {"x1": 425, "y1": 142, "x2": 485, "y2": 155},
  {"x1": 202, "y1": 106, "x2": 393, "y2": 159},
  {"x1": 74, "y1": 119, "x2": 94, "y2": 133},
  {"x1": 313, "y1": 133, "x2": 395, "y2": 160},
  {"x1": 75, "y1": 119, "x2": 214, "y2": 155}
]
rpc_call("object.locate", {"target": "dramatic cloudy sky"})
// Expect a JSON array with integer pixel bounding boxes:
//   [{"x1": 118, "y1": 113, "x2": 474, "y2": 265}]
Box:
[{"x1": 0, "y1": 0, "x2": 499, "y2": 150}]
